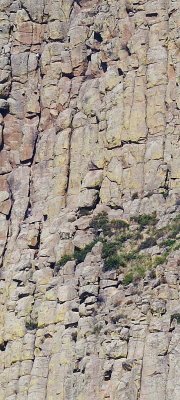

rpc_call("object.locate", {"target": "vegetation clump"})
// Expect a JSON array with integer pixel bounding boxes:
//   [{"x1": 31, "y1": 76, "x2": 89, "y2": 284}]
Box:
[
  {"x1": 131, "y1": 212, "x2": 158, "y2": 230},
  {"x1": 74, "y1": 240, "x2": 98, "y2": 263},
  {"x1": 115, "y1": 233, "x2": 132, "y2": 244},
  {"x1": 139, "y1": 237, "x2": 157, "y2": 250},
  {"x1": 160, "y1": 239, "x2": 176, "y2": 248},
  {"x1": 103, "y1": 254, "x2": 126, "y2": 272},
  {"x1": 161, "y1": 189, "x2": 169, "y2": 199},
  {"x1": 58, "y1": 240, "x2": 100, "y2": 267},
  {"x1": 102, "y1": 241, "x2": 118, "y2": 259},
  {"x1": 57, "y1": 212, "x2": 179, "y2": 286},
  {"x1": 90, "y1": 212, "x2": 110, "y2": 236},
  {"x1": 167, "y1": 215, "x2": 180, "y2": 239},
  {"x1": 123, "y1": 250, "x2": 138, "y2": 261},
  {"x1": 25, "y1": 321, "x2": 38, "y2": 331},
  {"x1": 122, "y1": 273, "x2": 134, "y2": 286},
  {"x1": 153, "y1": 252, "x2": 169, "y2": 267},
  {"x1": 58, "y1": 254, "x2": 73, "y2": 266},
  {"x1": 110, "y1": 219, "x2": 129, "y2": 231},
  {"x1": 90, "y1": 212, "x2": 129, "y2": 237},
  {"x1": 171, "y1": 313, "x2": 180, "y2": 324}
]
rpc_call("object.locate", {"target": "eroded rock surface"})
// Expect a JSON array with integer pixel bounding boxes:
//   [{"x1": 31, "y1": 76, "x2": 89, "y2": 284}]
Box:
[{"x1": 0, "y1": 0, "x2": 180, "y2": 399}]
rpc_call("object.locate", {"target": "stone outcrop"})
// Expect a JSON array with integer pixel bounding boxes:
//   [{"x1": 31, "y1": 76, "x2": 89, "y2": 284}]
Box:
[{"x1": 0, "y1": 0, "x2": 180, "y2": 399}]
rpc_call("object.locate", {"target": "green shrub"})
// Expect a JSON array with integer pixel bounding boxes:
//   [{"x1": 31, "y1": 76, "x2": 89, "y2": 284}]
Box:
[
  {"x1": 111, "y1": 219, "x2": 129, "y2": 231},
  {"x1": 102, "y1": 241, "x2": 117, "y2": 259},
  {"x1": 134, "y1": 266, "x2": 146, "y2": 279},
  {"x1": 58, "y1": 254, "x2": 74, "y2": 266},
  {"x1": 115, "y1": 233, "x2": 132, "y2": 244},
  {"x1": 153, "y1": 252, "x2": 168, "y2": 267},
  {"x1": 74, "y1": 240, "x2": 97, "y2": 264},
  {"x1": 90, "y1": 213, "x2": 129, "y2": 237},
  {"x1": 90, "y1": 212, "x2": 111, "y2": 236},
  {"x1": 124, "y1": 250, "x2": 138, "y2": 261},
  {"x1": 25, "y1": 321, "x2": 38, "y2": 330},
  {"x1": 118, "y1": 254, "x2": 128, "y2": 267},
  {"x1": 168, "y1": 216, "x2": 180, "y2": 239},
  {"x1": 103, "y1": 254, "x2": 126, "y2": 272},
  {"x1": 161, "y1": 189, "x2": 169, "y2": 199},
  {"x1": 160, "y1": 239, "x2": 176, "y2": 248},
  {"x1": 58, "y1": 240, "x2": 102, "y2": 267},
  {"x1": 131, "y1": 212, "x2": 158, "y2": 230},
  {"x1": 171, "y1": 313, "x2": 180, "y2": 324},
  {"x1": 139, "y1": 236, "x2": 157, "y2": 250},
  {"x1": 122, "y1": 273, "x2": 134, "y2": 286},
  {"x1": 132, "y1": 231, "x2": 143, "y2": 240},
  {"x1": 154, "y1": 228, "x2": 167, "y2": 239}
]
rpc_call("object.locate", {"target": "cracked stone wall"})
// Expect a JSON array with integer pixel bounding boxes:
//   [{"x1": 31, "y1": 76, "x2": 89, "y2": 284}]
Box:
[{"x1": 0, "y1": 0, "x2": 180, "y2": 399}]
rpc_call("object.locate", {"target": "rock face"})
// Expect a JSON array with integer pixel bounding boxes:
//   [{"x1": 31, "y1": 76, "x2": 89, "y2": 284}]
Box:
[{"x1": 0, "y1": 0, "x2": 180, "y2": 399}]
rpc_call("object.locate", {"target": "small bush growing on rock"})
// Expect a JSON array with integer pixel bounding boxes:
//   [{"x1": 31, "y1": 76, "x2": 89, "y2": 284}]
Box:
[
  {"x1": 93, "y1": 324, "x2": 103, "y2": 334},
  {"x1": 124, "y1": 250, "x2": 138, "y2": 261},
  {"x1": 132, "y1": 231, "x2": 143, "y2": 240},
  {"x1": 154, "y1": 228, "x2": 167, "y2": 239},
  {"x1": 78, "y1": 207, "x2": 91, "y2": 216},
  {"x1": 102, "y1": 241, "x2": 117, "y2": 259},
  {"x1": 168, "y1": 215, "x2": 180, "y2": 239},
  {"x1": 90, "y1": 212, "x2": 110, "y2": 236},
  {"x1": 171, "y1": 313, "x2": 180, "y2": 324},
  {"x1": 103, "y1": 254, "x2": 126, "y2": 272},
  {"x1": 153, "y1": 252, "x2": 168, "y2": 267},
  {"x1": 90, "y1": 213, "x2": 129, "y2": 237},
  {"x1": 122, "y1": 273, "x2": 134, "y2": 286},
  {"x1": 161, "y1": 189, "x2": 169, "y2": 199},
  {"x1": 139, "y1": 236, "x2": 157, "y2": 250},
  {"x1": 58, "y1": 254, "x2": 74, "y2": 266},
  {"x1": 115, "y1": 233, "x2": 132, "y2": 244},
  {"x1": 74, "y1": 240, "x2": 97, "y2": 263},
  {"x1": 25, "y1": 321, "x2": 38, "y2": 331},
  {"x1": 111, "y1": 219, "x2": 129, "y2": 231},
  {"x1": 131, "y1": 212, "x2": 158, "y2": 230},
  {"x1": 160, "y1": 239, "x2": 176, "y2": 248},
  {"x1": 134, "y1": 266, "x2": 146, "y2": 279}
]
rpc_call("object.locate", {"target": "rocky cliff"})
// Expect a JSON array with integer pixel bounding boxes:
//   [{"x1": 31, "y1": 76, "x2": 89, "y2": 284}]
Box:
[{"x1": 0, "y1": 0, "x2": 180, "y2": 399}]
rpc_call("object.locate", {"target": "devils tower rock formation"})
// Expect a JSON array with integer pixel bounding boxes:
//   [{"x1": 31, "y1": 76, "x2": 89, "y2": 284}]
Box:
[{"x1": 0, "y1": 0, "x2": 180, "y2": 399}]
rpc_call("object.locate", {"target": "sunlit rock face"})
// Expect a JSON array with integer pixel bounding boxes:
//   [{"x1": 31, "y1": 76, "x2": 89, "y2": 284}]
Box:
[{"x1": 0, "y1": 0, "x2": 180, "y2": 399}]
